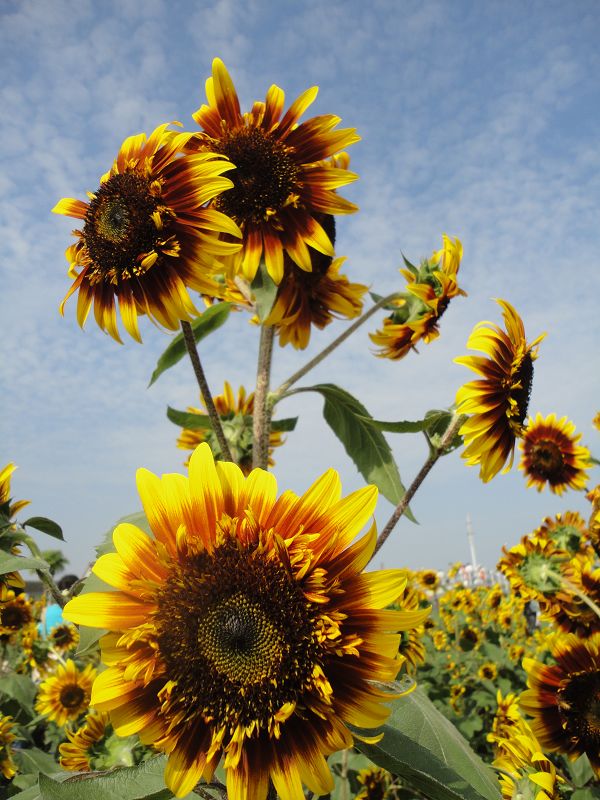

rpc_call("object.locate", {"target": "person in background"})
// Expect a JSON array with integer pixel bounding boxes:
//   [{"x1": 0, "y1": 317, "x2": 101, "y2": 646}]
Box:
[{"x1": 39, "y1": 574, "x2": 78, "y2": 637}]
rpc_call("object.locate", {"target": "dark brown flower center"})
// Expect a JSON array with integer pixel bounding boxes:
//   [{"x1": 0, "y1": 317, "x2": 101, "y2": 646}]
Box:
[
  {"x1": 528, "y1": 440, "x2": 564, "y2": 480},
  {"x1": 509, "y1": 353, "x2": 534, "y2": 425},
  {"x1": 156, "y1": 539, "x2": 319, "y2": 732},
  {"x1": 60, "y1": 684, "x2": 85, "y2": 709},
  {"x1": 215, "y1": 128, "x2": 299, "y2": 224},
  {"x1": 83, "y1": 173, "x2": 169, "y2": 280},
  {"x1": 0, "y1": 603, "x2": 31, "y2": 630},
  {"x1": 52, "y1": 625, "x2": 76, "y2": 648},
  {"x1": 558, "y1": 670, "x2": 600, "y2": 745}
]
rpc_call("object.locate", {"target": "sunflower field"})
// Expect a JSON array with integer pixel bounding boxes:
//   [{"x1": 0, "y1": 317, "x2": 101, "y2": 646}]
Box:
[{"x1": 1, "y1": 57, "x2": 599, "y2": 800}]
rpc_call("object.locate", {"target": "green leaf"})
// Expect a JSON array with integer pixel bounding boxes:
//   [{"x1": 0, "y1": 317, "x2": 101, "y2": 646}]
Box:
[
  {"x1": 37, "y1": 756, "x2": 192, "y2": 800},
  {"x1": 0, "y1": 673, "x2": 37, "y2": 710},
  {"x1": 572, "y1": 790, "x2": 600, "y2": 800},
  {"x1": 22, "y1": 517, "x2": 64, "y2": 541},
  {"x1": 293, "y1": 384, "x2": 416, "y2": 522},
  {"x1": 0, "y1": 551, "x2": 48, "y2": 575},
  {"x1": 14, "y1": 748, "x2": 60, "y2": 777},
  {"x1": 354, "y1": 687, "x2": 501, "y2": 800},
  {"x1": 570, "y1": 754, "x2": 595, "y2": 788},
  {"x1": 166, "y1": 407, "x2": 213, "y2": 430},
  {"x1": 269, "y1": 417, "x2": 298, "y2": 433},
  {"x1": 251, "y1": 262, "x2": 278, "y2": 321},
  {"x1": 364, "y1": 410, "x2": 450, "y2": 434},
  {"x1": 148, "y1": 303, "x2": 231, "y2": 386}
]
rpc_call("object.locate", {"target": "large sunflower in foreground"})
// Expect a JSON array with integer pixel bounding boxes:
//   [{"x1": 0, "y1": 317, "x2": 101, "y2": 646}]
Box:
[
  {"x1": 521, "y1": 634, "x2": 600, "y2": 772},
  {"x1": 519, "y1": 413, "x2": 591, "y2": 495},
  {"x1": 177, "y1": 382, "x2": 284, "y2": 473},
  {"x1": 35, "y1": 659, "x2": 96, "y2": 727},
  {"x1": 53, "y1": 123, "x2": 241, "y2": 342},
  {"x1": 455, "y1": 299, "x2": 545, "y2": 482},
  {"x1": 190, "y1": 58, "x2": 360, "y2": 284},
  {"x1": 370, "y1": 234, "x2": 465, "y2": 360},
  {"x1": 64, "y1": 444, "x2": 427, "y2": 799}
]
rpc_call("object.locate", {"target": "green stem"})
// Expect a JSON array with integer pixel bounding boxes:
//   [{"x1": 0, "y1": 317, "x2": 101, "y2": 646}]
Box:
[
  {"x1": 273, "y1": 293, "x2": 400, "y2": 401},
  {"x1": 253, "y1": 324, "x2": 275, "y2": 470},
  {"x1": 181, "y1": 320, "x2": 233, "y2": 463},
  {"x1": 22, "y1": 535, "x2": 66, "y2": 608},
  {"x1": 371, "y1": 413, "x2": 464, "y2": 561}
]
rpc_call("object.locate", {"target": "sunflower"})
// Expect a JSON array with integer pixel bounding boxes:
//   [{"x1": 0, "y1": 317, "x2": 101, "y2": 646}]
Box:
[
  {"x1": 534, "y1": 511, "x2": 589, "y2": 557},
  {"x1": 458, "y1": 625, "x2": 481, "y2": 651},
  {"x1": 0, "y1": 714, "x2": 17, "y2": 781},
  {"x1": 521, "y1": 634, "x2": 600, "y2": 772},
  {"x1": 519, "y1": 413, "x2": 591, "y2": 495},
  {"x1": 497, "y1": 535, "x2": 566, "y2": 605},
  {"x1": 59, "y1": 710, "x2": 110, "y2": 772},
  {"x1": 49, "y1": 623, "x2": 80, "y2": 653},
  {"x1": 176, "y1": 382, "x2": 284, "y2": 474},
  {"x1": 0, "y1": 463, "x2": 30, "y2": 519},
  {"x1": 371, "y1": 235, "x2": 465, "y2": 360},
  {"x1": 35, "y1": 659, "x2": 96, "y2": 727},
  {"x1": 455, "y1": 299, "x2": 545, "y2": 482},
  {"x1": 508, "y1": 644, "x2": 525, "y2": 663},
  {"x1": 190, "y1": 58, "x2": 359, "y2": 284},
  {"x1": 542, "y1": 554, "x2": 600, "y2": 638},
  {"x1": 53, "y1": 123, "x2": 241, "y2": 342},
  {"x1": 64, "y1": 443, "x2": 428, "y2": 799},
  {"x1": 263, "y1": 214, "x2": 367, "y2": 350},
  {"x1": 0, "y1": 588, "x2": 33, "y2": 635},
  {"x1": 593, "y1": 412, "x2": 600, "y2": 432},
  {"x1": 355, "y1": 767, "x2": 392, "y2": 800},
  {"x1": 493, "y1": 731, "x2": 561, "y2": 800},
  {"x1": 478, "y1": 662, "x2": 498, "y2": 681},
  {"x1": 417, "y1": 569, "x2": 441, "y2": 591},
  {"x1": 431, "y1": 630, "x2": 448, "y2": 650}
]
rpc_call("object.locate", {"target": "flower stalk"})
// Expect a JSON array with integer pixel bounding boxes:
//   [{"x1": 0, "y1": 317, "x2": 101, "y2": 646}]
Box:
[
  {"x1": 371, "y1": 413, "x2": 464, "y2": 560},
  {"x1": 181, "y1": 320, "x2": 233, "y2": 464},
  {"x1": 253, "y1": 324, "x2": 276, "y2": 469}
]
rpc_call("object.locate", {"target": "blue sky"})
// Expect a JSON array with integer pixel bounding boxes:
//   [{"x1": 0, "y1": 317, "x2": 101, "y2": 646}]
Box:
[{"x1": 1, "y1": 0, "x2": 599, "y2": 578}]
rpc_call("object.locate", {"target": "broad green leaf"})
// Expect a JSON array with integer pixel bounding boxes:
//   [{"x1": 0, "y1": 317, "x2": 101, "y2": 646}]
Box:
[
  {"x1": 148, "y1": 303, "x2": 231, "y2": 386},
  {"x1": 363, "y1": 410, "x2": 450, "y2": 434},
  {"x1": 251, "y1": 262, "x2": 278, "y2": 321},
  {"x1": 292, "y1": 384, "x2": 416, "y2": 522},
  {"x1": 570, "y1": 754, "x2": 595, "y2": 788},
  {"x1": 22, "y1": 517, "x2": 64, "y2": 541},
  {"x1": 37, "y1": 755, "x2": 191, "y2": 800},
  {"x1": 0, "y1": 551, "x2": 48, "y2": 575},
  {"x1": 0, "y1": 673, "x2": 36, "y2": 710},
  {"x1": 166, "y1": 407, "x2": 212, "y2": 430},
  {"x1": 572, "y1": 790, "x2": 600, "y2": 800},
  {"x1": 354, "y1": 687, "x2": 501, "y2": 800},
  {"x1": 269, "y1": 417, "x2": 297, "y2": 433},
  {"x1": 14, "y1": 748, "x2": 60, "y2": 777}
]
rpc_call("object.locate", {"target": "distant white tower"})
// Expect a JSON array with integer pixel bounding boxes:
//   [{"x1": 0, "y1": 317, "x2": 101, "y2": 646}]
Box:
[{"x1": 466, "y1": 513, "x2": 478, "y2": 568}]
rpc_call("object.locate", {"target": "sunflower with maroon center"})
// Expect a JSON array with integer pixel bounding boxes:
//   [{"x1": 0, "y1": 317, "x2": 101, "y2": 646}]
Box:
[
  {"x1": 53, "y1": 123, "x2": 241, "y2": 342},
  {"x1": 455, "y1": 299, "x2": 545, "y2": 482},
  {"x1": 64, "y1": 443, "x2": 427, "y2": 800},
  {"x1": 521, "y1": 634, "x2": 600, "y2": 772},
  {"x1": 263, "y1": 212, "x2": 367, "y2": 349},
  {"x1": 519, "y1": 412, "x2": 591, "y2": 495},
  {"x1": 0, "y1": 588, "x2": 33, "y2": 635},
  {"x1": 49, "y1": 623, "x2": 79, "y2": 653},
  {"x1": 35, "y1": 659, "x2": 96, "y2": 727},
  {"x1": 190, "y1": 58, "x2": 360, "y2": 285}
]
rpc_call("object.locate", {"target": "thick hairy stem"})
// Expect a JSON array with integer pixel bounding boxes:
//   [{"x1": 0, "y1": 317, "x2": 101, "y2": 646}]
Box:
[
  {"x1": 253, "y1": 325, "x2": 275, "y2": 469},
  {"x1": 371, "y1": 413, "x2": 464, "y2": 561},
  {"x1": 273, "y1": 293, "x2": 400, "y2": 400},
  {"x1": 181, "y1": 320, "x2": 233, "y2": 463}
]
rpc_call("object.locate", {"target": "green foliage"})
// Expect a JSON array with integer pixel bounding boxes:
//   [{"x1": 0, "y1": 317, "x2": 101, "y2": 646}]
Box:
[
  {"x1": 290, "y1": 383, "x2": 416, "y2": 521},
  {"x1": 22, "y1": 518, "x2": 64, "y2": 542},
  {"x1": 148, "y1": 303, "x2": 231, "y2": 386},
  {"x1": 251, "y1": 262, "x2": 278, "y2": 321},
  {"x1": 355, "y1": 687, "x2": 501, "y2": 800},
  {"x1": 0, "y1": 551, "x2": 49, "y2": 575}
]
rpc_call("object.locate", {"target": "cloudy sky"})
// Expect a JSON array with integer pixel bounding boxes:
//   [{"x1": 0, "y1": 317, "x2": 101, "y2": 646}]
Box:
[{"x1": 1, "y1": 0, "x2": 598, "y2": 578}]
